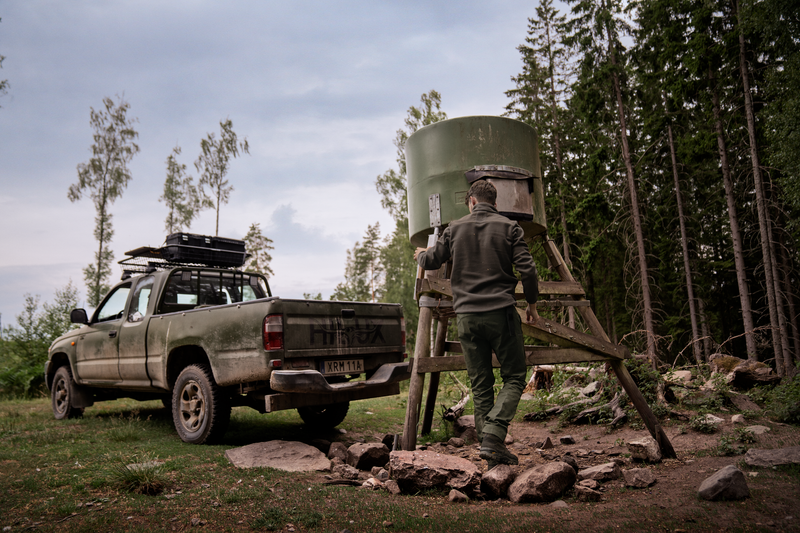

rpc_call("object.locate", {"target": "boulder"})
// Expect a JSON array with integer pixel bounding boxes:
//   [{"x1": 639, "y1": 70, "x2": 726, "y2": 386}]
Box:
[
  {"x1": 574, "y1": 484, "x2": 602, "y2": 501},
  {"x1": 728, "y1": 392, "x2": 761, "y2": 412},
  {"x1": 371, "y1": 467, "x2": 390, "y2": 481},
  {"x1": 745, "y1": 425, "x2": 770, "y2": 435},
  {"x1": 384, "y1": 480, "x2": 402, "y2": 495},
  {"x1": 447, "y1": 437, "x2": 465, "y2": 448},
  {"x1": 581, "y1": 381, "x2": 601, "y2": 397},
  {"x1": 454, "y1": 416, "x2": 478, "y2": 443},
  {"x1": 448, "y1": 489, "x2": 469, "y2": 503},
  {"x1": 389, "y1": 450, "x2": 481, "y2": 494},
  {"x1": 700, "y1": 414, "x2": 724, "y2": 427},
  {"x1": 481, "y1": 464, "x2": 516, "y2": 499},
  {"x1": 333, "y1": 464, "x2": 360, "y2": 480},
  {"x1": 561, "y1": 455, "x2": 579, "y2": 474},
  {"x1": 328, "y1": 442, "x2": 349, "y2": 462},
  {"x1": 550, "y1": 500, "x2": 569, "y2": 508},
  {"x1": 623, "y1": 468, "x2": 657, "y2": 488},
  {"x1": 698, "y1": 465, "x2": 750, "y2": 501},
  {"x1": 576, "y1": 479, "x2": 599, "y2": 490},
  {"x1": 560, "y1": 435, "x2": 576, "y2": 445},
  {"x1": 709, "y1": 354, "x2": 745, "y2": 373},
  {"x1": 508, "y1": 462, "x2": 576, "y2": 503},
  {"x1": 347, "y1": 443, "x2": 390, "y2": 471},
  {"x1": 627, "y1": 436, "x2": 662, "y2": 463},
  {"x1": 225, "y1": 441, "x2": 331, "y2": 472},
  {"x1": 729, "y1": 359, "x2": 780, "y2": 389},
  {"x1": 744, "y1": 446, "x2": 800, "y2": 468},
  {"x1": 577, "y1": 462, "x2": 621, "y2": 482},
  {"x1": 668, "y1": 370, "x2": 693, "y2": 383}
]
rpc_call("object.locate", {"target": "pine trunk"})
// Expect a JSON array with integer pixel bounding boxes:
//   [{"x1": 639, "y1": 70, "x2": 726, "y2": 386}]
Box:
[
  {"x1": 734, "y1": 0, "x2": 785, "y2": 373},
  {"x1": 667, "y1": 123, "x2": 701, "y2": 364},
  {"x1": 780, "y1": 241, "x2": 799, "y2": 370},
  {"x1": 607, "y1": 34, "x2": 656, "y2": 365},
  {"x1": 710, "y1": 70, "x2": 757, "y2": 357}
]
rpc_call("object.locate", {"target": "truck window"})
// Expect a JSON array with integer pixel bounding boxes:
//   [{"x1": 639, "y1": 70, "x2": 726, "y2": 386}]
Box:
[
  {"x1": 95, "y1": 284, "x2": 132, "y2": 322},
  {"x1": 128, "y1": 276, "x2": 154, "y2": 322},
  {"x1": 159, "y1": 270, "x2": 266, "y2": 314}
]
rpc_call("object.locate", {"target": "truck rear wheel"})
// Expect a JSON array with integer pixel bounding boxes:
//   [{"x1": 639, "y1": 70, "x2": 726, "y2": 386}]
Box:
[
  {"x1": 51, "y1": 366, "x2": 84, "y2": 420},
  {"x1": 172, "y1": 364, "x2": 230, "y2": 444},
  {"x1": 297, "y1": 402, "x2": 349, "y2": 429}
]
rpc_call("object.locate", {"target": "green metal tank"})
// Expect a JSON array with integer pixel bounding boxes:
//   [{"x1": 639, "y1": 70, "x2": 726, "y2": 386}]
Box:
[{"x1": 406, "y1": 115, "x2": 546, "y2": 247}]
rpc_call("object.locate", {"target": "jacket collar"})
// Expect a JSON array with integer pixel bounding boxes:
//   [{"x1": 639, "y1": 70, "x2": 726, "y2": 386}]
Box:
[{"x1": 471, "y1": 202, "x2": 498, "y2": 215}]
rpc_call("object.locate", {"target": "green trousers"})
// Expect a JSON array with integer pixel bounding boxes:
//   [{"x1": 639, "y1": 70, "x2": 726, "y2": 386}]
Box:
[{"x1": 457, "y1": 305, "x2": 527, "y2": 442}]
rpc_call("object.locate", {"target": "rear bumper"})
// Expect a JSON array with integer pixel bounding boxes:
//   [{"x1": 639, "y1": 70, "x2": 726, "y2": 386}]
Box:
[{"x1": 269, "y1": 361, "x2": 410, "y2": 394}]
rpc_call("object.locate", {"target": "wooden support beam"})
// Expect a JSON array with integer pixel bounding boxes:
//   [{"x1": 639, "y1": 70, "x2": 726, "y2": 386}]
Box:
[
  {"x1": 515, "y1": 280, "x2": 585, "y2": 297},
  {"x1": 401, "y1": 306, "x2": 432, "y2": 451},
  {"x1": 421, "y1": 318, "x2": 449, "y2": 435},
  {"x1": 517, "y1": 307, "x2": 629, "y2": 359},
  {"x1": 415, "y1": 347, "x2": 611, "y2": 374}
]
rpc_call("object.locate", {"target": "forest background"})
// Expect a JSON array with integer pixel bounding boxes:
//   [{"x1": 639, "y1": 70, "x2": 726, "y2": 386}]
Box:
[{"x1": 1, "y1": 0, "x2": 799, "y2": 397}]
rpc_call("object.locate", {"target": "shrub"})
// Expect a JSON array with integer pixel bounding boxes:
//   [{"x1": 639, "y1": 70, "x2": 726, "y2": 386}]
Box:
[
  {"x1": 689, "y1": 414, "x2": 718, "y2": 434},
  {"x1": 766, "y1": 369, "x2": 800, "y2": 424}
]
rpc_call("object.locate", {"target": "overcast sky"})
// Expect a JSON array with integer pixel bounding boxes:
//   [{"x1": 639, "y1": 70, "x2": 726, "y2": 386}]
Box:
[{"x1": 0, "y1": 0, "x2": 552, "y2": 326}]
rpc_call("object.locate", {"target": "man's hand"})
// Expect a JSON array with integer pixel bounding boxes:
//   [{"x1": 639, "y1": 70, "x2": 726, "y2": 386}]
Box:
[
  {"x1": 526, "y1": 303, "x2": 539, "y2": 323},
  {"x1": 414, "y1": 247, "x2": 429, "y2": 261}
]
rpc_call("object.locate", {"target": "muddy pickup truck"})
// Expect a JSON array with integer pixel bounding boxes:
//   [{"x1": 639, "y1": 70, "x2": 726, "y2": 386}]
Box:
[{"x1": 45, "y1": 234, "x2": 409, "y2": 443}]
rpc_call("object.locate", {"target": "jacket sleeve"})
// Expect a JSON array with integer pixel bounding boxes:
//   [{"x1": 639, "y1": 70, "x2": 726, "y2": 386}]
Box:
[
  {"x1": 416, "y1": 227, "x2": 452, "y2": 270},
  {"x1": 511, "y1": 225, "x2": 538, "y2": 304}
]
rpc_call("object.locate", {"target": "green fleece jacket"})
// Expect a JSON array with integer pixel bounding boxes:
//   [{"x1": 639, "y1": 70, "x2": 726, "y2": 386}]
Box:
[{"x1": 416, "y1": 203, "x2": 538, "y2": 313}]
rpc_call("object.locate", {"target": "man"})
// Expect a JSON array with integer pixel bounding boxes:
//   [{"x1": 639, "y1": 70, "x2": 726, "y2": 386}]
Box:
[{"x1": 415, "y1": 179, "x2": 539, "y2": 468}]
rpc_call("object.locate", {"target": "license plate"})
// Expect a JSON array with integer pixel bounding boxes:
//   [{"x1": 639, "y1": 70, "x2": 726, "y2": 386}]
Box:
[{"x1": 322, "y1": 359, "x2": 364, "y2": 375}]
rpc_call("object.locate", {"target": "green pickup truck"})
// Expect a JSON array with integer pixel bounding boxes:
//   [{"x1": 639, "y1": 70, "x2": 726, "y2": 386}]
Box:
[{"x1": 45, "y1": 238, "x2": 409, "y2": 444}]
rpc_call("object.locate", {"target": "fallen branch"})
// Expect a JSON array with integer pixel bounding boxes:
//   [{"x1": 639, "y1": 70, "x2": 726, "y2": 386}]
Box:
[
  {"x1": 572, "y1": 393, "x2": 627, "y2": 427},
  {"x1": 442, "y1": 393, "x2": 470, "y2": 422},
  {"x1": 523, "y1": 394, "x2": 601, "y2": 421}
]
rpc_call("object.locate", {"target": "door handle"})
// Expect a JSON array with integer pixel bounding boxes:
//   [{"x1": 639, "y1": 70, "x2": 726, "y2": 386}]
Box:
[{"x1": 108, "y1": 330, "x2": 117, "y2": 338}]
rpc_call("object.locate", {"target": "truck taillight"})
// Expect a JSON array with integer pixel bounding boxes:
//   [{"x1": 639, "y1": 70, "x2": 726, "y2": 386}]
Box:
[{"x1": 263, "y1": 314, "x2": 283, "y2": 351}]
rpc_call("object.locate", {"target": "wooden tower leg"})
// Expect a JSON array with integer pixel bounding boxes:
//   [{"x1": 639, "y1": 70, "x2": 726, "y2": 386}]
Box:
[
  {"x1": 539, "y1": 236, "x2": 677, "y2": 459},
  {"x1": 421, "y1": 317, "x2": 450, "y2": 435},
  {"x1": 401, "y1": 306, "x2": 433, "y2": 451}
]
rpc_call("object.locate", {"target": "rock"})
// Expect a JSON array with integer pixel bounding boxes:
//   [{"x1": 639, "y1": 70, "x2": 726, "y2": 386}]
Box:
[
  {"x1": 447, "y1": 437, "x2": 465, "y2": 448},
  {"x1": 361, "y1": 478, "x2": 383, "y2": 490},
  {"x1": 347, "y1": 443, "x2": 390, "y2": 471},
  {"x1": 745, "y1": 425, "x2": 770, "y2": 435},
  {"x1": 561, "y1": 455, "x2": 579, "y2": 473},
  {"x1": 481, "y1": 464, "x2": 517, "y2": 499},
  {"x1": 384, "y1": 479, "x2": 402, "y2": 495},
  {"x1": 728, "y1": 392, "x2": 761, "y2": 412},
  {"x1": 623, "y1": 468, "x2": 657, "y2": 488},
  {"x1": 504, "y1": 434, "x2": 514, "y2": 445},
  {"x1": 701, "y1": 414, "x2": 725, "y2": 426},
  {"x1": 627, "y1": 436, "x2": 662, "y2": 463},
  {"x1": 709, "y1": 354, "x2": 745, "y2": 374},
  {"x1": 454, "y1": 416, "x2": 478, "y2": 443},
  {"x1": 668, "y1": 370, "x2": 693, "y2": 383},
  {"x1": 225, "y1": 441, "x2": 331, "y2": 472},
  {"x1": 731, "y1": 414, "x2": 745, "y2": 424},
  {"x1": 549, "y1": 500, "x2": 569, "y2": 508},
  {"x1": 332, "y1": 464, "x2": 360, "y2": 480},
  {"x1": 744, "y1": 446, "x2": 800, "y2": 468},
  {"x1": 729, "y1": 359, "x2": 780, "y2": 389},
  {"x1": 542, "y1": 437, "x2": 555, "y2": 449},
  {"x1": 698, "y1": 465, "x2": 750, "y2": 501},
  {"x1": 382, "y1": 434, "x2": 396, "y2": 450},
  {"x1": 508, "y1": 462, "x2": 577, "y2": 503},
  {"x1": 330, "y1": 457, "x2": 344, "y2": 466},
  {"x1": 560, "y1": 435, "x2": 576, "y2": 445},
  {"x1": 389, "y1": 450, "x2": 481, "y2": 494},
  {"x1": 328, "y1": 442, "x2": 349, "y2": 462},
  {"x1": 448, "y1": 489, "x2": 469, "y2": 503},
  {"x1": 580, "y1": 381, "x2": 601, "y2": 397},
  {"x1": 577, "y1": 462, "x2": 621, "y2": 482},
  {"x1": 682, "y1": 389, "x2": 719, "y2": 406},
  {"x1": 574, "y1": 484, "x2": 602, "y2": 501},
  {"x1": 371, "y1": 467, "x2": 390, "y2": 481},
  {"x1": 576, "y1": 479, "x2": 599, "y2": 490}
]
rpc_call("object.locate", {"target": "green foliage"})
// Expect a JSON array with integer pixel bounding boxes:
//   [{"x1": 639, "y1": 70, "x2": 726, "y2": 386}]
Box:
[
  {"x1": 68, "y1": 95, "x2": 139, "y2": 307},
  {"x1": 766, "y1": 370, "x2": 800, "y2": 424},
  {"x1": 689, "y1": 415, "x2": 718, "y2": 434},
  {"x1": 735, "y1": 427, "x2": 756, "y2": 444},
  {"x1": 252, "y1": 507, "x2": 286, "y2": 530},
  {"x1": 160, "y1": 145, "x2": 200, "y2": 234},
  {"x1": 194, "y1": 118, "x2": 249, "y2": 236},
  {"x1": 0, "y1": 282, "x2": 80, "y2": 397},
  {"x1": 624, "y1": 359, "x2": 662, "y2": 406},
  {"x1": 714, "y1": 435, "x2": 747, "y2": 456},
  {"x1": 243, "y1": 222, "x2": 275, "y2": 279},
  {"x1": 331, "y1": 223, "x2": 383, "y2": 302}
]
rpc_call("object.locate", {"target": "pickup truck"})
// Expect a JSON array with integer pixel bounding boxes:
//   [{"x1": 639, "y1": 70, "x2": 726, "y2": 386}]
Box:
[{"x1": 45, "y1": 240, "x2": 409, "y2": 444}]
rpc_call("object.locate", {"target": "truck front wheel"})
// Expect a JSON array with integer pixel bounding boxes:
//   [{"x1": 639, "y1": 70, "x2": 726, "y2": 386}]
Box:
[
  {"x1": 172, "y1": 364, "x2": 230, "y2": 444},
  {"x1": 297, "y1": 402, "x2": 349, "y2": 429},
  {"x1": 51, "y1": 366, "x2": 84, "y2": 420}
]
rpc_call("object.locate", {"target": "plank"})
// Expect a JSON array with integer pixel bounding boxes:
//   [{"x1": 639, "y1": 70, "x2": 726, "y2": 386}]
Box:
[
  {"x1": 517, "y1": 307, "x2": 629, "y2": 359},
  {"x1": 414, "y1": 347, "x2": 611, "y2": 374},
  {"x1": 515, "y1": 280, "x2": 585, "y2": 297}
]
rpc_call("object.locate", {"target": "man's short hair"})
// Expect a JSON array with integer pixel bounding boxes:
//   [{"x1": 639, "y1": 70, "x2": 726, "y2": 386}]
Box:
[{"x1": 466, "y1": 180, "x2": 497, "y2": 205}]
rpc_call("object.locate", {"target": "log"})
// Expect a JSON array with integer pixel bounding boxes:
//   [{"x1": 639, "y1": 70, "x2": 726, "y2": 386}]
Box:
[
  {"x1": 572, "y1": 393, "x2": 627, "y2": 427},
  {"x1": 442, "y1": 393, "x2": 470, "y2": 422}
]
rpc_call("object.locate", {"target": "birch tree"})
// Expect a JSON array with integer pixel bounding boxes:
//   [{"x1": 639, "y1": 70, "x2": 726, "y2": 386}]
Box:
[{"x1": 160, "y1": 146, "x2": 200, "y2": 234}]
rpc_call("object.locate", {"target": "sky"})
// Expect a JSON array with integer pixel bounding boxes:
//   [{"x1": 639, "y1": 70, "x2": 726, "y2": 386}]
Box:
[{"x1": 0, "y1": 0, "x2": 550, "y2": 327}]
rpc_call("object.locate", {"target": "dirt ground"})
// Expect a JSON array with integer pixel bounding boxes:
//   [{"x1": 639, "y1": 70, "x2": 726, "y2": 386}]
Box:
[{"x1": 339, "y1": 413, "x2": 800, "y2": 532}]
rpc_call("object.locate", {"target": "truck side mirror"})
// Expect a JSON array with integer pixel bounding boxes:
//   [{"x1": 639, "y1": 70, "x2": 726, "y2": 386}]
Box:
[{"x1": 70, "y1": 309, "x2": 89, "y2": 324}]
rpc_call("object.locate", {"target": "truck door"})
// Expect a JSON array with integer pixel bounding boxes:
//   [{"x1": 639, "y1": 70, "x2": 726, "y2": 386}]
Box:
[
  {"x1": 118, "y1": 276, "x2": 155, "y2": 388},
  {"x1": 75, "y1": 282, "x2": 131, "y2": 383}
]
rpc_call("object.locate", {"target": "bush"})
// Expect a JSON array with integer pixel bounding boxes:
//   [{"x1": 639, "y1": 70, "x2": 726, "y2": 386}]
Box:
[{"x1": 766, "y1": 369, "x2": 800, "y2": 424}]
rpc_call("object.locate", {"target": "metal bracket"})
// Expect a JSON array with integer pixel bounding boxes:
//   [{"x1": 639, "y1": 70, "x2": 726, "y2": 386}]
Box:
[{"x1": 428, "y1": 193, "x2": 441, "y2": 228}]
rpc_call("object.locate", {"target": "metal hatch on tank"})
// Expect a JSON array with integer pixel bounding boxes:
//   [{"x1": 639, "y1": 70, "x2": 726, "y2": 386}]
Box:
[{"x1": 405, "y1": 115, "x2": 547, "y2": 246}]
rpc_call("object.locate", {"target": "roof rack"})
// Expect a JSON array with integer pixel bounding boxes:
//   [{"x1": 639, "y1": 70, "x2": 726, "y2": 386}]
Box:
[{"x1": 118, "y1": 233, "x2": 250, "y2": 277}]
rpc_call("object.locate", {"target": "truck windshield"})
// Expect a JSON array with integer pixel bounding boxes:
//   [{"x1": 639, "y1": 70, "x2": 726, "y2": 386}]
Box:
[{"x1": 159, "y1": 270, "x2": 268, "y2": 314}]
